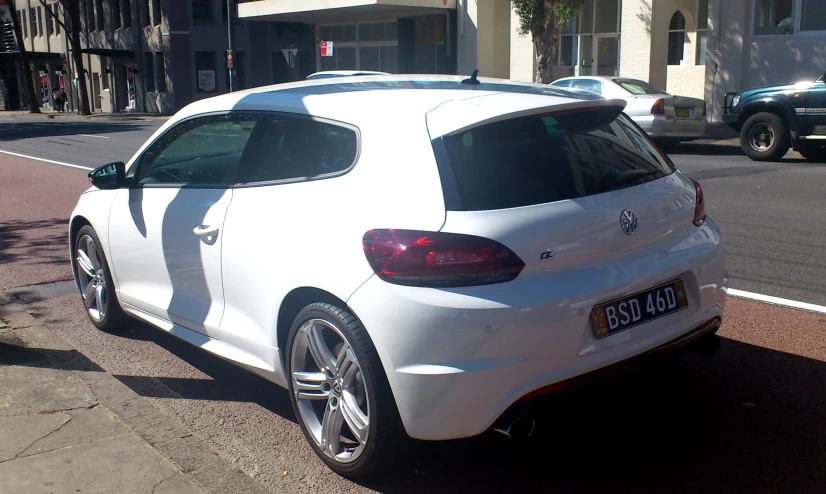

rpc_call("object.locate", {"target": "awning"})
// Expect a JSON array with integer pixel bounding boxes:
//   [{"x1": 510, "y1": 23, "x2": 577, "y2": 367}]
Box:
[
  {"x1": 80, "y1": 48, "x2": 135, "y2": 57},
  {"x1": 238, "y1": 0, "x2": 456, "y2": 23}
]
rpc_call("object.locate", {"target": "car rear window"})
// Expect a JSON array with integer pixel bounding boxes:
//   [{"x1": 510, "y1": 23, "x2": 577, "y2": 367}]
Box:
[{"x1": 432, "y1": 109, "x2": 675, "y2": 211}]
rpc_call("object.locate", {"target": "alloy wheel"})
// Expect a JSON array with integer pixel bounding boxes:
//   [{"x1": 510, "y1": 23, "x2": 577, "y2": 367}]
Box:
[
  {"x1": 290, "y1": 318, "x2": 370, "y2": 464},
  {"x1": 749, "y1": 123, "x2": 775, "y2": 152},
  {"x1": 75, "y1": 234, "x2": 107, "y2": 322}
]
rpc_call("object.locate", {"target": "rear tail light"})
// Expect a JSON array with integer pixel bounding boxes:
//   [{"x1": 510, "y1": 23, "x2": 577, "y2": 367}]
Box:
[
  {"x1": 651, "y1": 98, "x2": 665, "y2": 115},
  {"x1": 691, "y1": 178, "x2": 706, "y2": 226},
  {"x1": 702, "y1": 102, "x2": 707, "y2": 117},
  {"x1": 362, "y1": 229, "x2": 525, "y2": 288}
]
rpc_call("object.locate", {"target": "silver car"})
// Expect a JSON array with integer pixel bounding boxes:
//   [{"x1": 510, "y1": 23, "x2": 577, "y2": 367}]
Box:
[{"x1": 552, "y1": 76, "x2": 707, "y2": 147}]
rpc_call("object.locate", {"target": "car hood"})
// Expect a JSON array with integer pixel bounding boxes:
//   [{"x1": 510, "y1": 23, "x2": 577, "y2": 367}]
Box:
[{"x1": 737, "y1": 81, "x2": 817, "y2": 101}]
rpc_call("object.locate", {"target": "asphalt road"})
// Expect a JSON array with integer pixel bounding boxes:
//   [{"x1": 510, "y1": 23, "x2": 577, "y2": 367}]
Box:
[{"x1": 1, "y1": 117, "x2": 825, "y2": 492}]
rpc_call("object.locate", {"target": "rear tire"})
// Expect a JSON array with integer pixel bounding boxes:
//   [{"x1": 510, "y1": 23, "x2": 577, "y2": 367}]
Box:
[
  {"x1": 740, "y1": 112, "x2": 790, "y2": 162},
  {"x1": 798, "y1": 141, "x2": 826, "y2": 162},
  {"x1": 286, "y1": 303, "x2": 408, "y2": 478},
  {"x1": 73, "y1": 225, "x2": 127, "y2": 331}
]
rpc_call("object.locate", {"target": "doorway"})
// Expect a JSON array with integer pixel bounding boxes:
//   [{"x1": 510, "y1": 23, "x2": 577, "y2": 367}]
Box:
[{"x1": 595, "y1": 35, "x2": 619, "y2": 76}]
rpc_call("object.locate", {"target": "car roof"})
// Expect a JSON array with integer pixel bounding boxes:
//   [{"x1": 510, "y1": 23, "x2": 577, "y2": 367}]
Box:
[
  {"x1": 553, "y1": 76, "x2": 618, "y2": 83},
  {"x1": 171, "y1": 74, "x2": 621, "y2": 137},
  {"x1": 306, "y1": 70, "x2": 390, "y2": 79}
]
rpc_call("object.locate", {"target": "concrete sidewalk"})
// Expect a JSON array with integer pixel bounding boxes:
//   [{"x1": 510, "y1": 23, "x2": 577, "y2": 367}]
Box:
[
  {"x1": 1, "y1": 109, "x2": 168, "y2": 122},
  {"x1": 0, "y1": 292, "x2": 269, "y2": 494}
]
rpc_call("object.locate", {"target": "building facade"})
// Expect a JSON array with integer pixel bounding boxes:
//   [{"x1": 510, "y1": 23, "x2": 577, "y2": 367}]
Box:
[{"x1": 3, "y1": 0, "x2": 825, "y2": 118}]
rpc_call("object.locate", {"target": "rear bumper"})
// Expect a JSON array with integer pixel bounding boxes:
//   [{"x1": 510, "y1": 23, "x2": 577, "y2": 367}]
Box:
[
  {"x1": 634, "y1": 115, "x2": 707, "y2": 139},
  {"x1": 347, "y1": 220, "x2": 728, "y2": 441}
]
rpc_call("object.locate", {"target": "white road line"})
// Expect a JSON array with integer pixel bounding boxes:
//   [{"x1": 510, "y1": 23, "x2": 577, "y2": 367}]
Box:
[
  {"x1": 79, "y1": 134, "x2": 110, "y2": 139},
  {"x1": 0, "y1": 148, "x2": 93, "y2": 171},
  {"x1": 727, "y1": 288, "x2": 826, "y2": 315}
]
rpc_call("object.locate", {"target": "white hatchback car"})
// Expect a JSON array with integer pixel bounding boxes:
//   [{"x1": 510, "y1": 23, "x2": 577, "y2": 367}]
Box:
[
  {"x1": 70, "y1": 75, "x2": 727, "y2": 478},
  {"x1": 551, "y1": 76, "x2": 708, "y2": 146}
]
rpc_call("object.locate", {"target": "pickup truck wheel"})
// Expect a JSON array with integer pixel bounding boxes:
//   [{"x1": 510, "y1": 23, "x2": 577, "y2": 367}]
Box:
[
  {"x1": 740, "y1": 112, "x2": 790, "y2": 162},
  {"x1": 798, "y1": 142, "x2": 826, "y2": 162}
]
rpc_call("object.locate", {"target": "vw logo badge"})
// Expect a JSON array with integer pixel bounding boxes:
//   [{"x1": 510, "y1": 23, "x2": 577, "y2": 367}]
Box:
[{"x1": 620, "y1": 210, "x2": 638, "y2": 235}]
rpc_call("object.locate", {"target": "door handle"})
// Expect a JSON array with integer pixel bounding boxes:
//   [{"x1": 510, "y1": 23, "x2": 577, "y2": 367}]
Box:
[{"x1": 193, "y1": 225, "x2": 219, "y2": 238}]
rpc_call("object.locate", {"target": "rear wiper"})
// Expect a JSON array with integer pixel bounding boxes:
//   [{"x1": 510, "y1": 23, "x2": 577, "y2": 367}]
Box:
[{"x1": 597, "y1": 169, "x2": 660, "y2": 191}]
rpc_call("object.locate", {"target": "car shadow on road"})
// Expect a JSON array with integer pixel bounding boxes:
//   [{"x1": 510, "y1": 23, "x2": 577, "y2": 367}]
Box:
[
  {"x1": 0, "y1": 122, "x2": 149, "y2": 141},
  {"x1": 104, "y1": 320, "x2": 826, "y2": 493},
  {"x1": 669, "y1": 142, "x2": 745, "y2": 156},
  {"x1": 355, "y1": 337, "x2": 826, "y2": 493},
  {"x1": 108, "y1": 319, "x2": 297, "y2": 422}
]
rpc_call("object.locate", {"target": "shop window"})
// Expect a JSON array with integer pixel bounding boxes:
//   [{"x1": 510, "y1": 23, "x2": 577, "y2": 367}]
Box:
[
  {"x1": 195, "y1": 51, "x2": 216, "y2": 93},
  {"x1": 92, "y1": 73, "x2": 101, "y2": 109},
  {"x1": 581, "y1": 0, "x2": 594, "y2": 33},
  {"x1": 696, "y1": 0, "x2": 708, "y2": 65},
  {"x1": 596, "y1": 0, "x2": 619, "y2": 32},
  {"x1": 667, "y1": 12, "x2": 686, "y2": 65},
  {"x1": 85, "y1": 0, "x2": 94, "y2": 31},
  {"x1": 801, "y1": 0, "x2": 826, "y2": 31},
  {"x1": 143, "y1": 52, "x2": 155, "y2": 92},
  {"x1": 755, "y1": 0, "x2": 793, "y2": 35},
  {"x1": 101, "y1": 71, "x2": 109, "y2": 90},
  {"x1": 142, "y1": 0, "x2": 151, "y2": 26},
  {"x1": 192, "y1": 0, "x2": 211, "y2": 23}
]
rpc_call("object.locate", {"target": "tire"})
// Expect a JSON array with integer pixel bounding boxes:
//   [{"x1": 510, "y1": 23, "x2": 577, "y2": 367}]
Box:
[
  {"x1": 73, "y1": 225, "x2": 127, "y2": 331},
  {"x1": 286, "y1": 303, "x2": 408, "y2": 478},
  {"x1": 798, "y1": 141, "x2": 826, "y2": 162},
  {"x1": 739, "y1": 112, "x2": 790, "y2": 162}
]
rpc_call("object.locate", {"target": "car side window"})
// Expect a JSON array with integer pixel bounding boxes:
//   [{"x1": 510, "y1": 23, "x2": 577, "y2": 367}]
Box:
[
  {"x1": 134, "y1": 114, "x2": 258, "y2": 186},
  {"x1": 234, "y1": 114, "x2": 358, "y2": 184},
  {"x1": 570, "y1": 79, "x2": 603, "y2": 94},
  {"x1": 552, "y1": 80, "x2": 573, "y2": 87}
]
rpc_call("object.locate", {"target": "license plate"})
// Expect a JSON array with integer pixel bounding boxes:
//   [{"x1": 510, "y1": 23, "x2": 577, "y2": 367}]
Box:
[
  {"x1": 591, "y1": 280, "x2": 689, "y2": 339},
  {"x1": 675, "y1": 107, "x2": 691, "y2": 118}
]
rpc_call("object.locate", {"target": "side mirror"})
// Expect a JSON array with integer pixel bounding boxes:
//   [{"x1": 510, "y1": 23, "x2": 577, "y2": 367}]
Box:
[{"x1": 88, "y1": 162, "x2": 127, "y2": 190}]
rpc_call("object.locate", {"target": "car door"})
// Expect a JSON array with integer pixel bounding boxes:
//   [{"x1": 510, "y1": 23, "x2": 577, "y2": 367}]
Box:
[
  {"x1": 107, "y1": 113, "x2": 259, "y2": 337},
  {"x1": 804, "y1": 77, "x2": 826, "y2": 136}
]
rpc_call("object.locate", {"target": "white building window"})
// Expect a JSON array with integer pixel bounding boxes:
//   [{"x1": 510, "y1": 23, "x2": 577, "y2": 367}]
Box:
[
  {"x1": 667, "y1": 12, "x2": 686, "y2": 65},
  {"x1": 696, "y1": 0, "x2": 708, "y2": 65},
  {"x1": 755, "y1": 0, "x2": 794, "y2": 34}
]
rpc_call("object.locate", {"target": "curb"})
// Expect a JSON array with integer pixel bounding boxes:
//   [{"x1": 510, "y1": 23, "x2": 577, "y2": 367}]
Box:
[{"x1": 0, "y1": 292, "x2": 269, "y2": 494}]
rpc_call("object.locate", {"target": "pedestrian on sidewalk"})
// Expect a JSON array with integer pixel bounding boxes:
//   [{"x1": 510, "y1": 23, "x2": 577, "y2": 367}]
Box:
[{"x1": 53, "y1": 87, "x2": 65, "y2": 112}]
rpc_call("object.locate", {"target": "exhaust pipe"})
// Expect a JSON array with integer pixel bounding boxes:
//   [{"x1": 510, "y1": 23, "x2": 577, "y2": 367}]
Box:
[{"x1": 493, "y1": 414, "x2": 536, "y2": 441}]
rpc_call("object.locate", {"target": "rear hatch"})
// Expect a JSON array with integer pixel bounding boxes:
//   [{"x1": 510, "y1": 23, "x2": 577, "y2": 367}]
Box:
[{"x1": 426, "y1": 94, "x2": 703, "y2": 348}]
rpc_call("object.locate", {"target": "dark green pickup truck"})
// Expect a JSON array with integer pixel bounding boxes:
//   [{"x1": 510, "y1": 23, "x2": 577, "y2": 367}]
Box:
[{"x1": 723, "y1": 69, "x2": 826, "y2": 162}]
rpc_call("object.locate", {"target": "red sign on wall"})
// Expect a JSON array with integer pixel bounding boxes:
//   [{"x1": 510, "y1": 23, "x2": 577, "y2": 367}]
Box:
[{"x1": 320, "y1": 40, "x2": 334, "y2": 57}]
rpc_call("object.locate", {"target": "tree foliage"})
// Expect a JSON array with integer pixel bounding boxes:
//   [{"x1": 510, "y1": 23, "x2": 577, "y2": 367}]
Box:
[{"x1": 512, "y1": 0, "x2": 586, "y2": 84}]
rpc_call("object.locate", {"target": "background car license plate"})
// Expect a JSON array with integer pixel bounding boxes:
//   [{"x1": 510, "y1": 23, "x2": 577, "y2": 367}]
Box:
[
  {"x1": 591, "y1": 280, "x2": 689, "y2": 339},
  {"x1": 675, "y1": 107, "x2": 691, "y2": 118}
]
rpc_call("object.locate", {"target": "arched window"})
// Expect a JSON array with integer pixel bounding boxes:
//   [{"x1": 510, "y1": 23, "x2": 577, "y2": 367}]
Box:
[{"x1": 668, "y1": 12, "x2": 686, "y2": 65}]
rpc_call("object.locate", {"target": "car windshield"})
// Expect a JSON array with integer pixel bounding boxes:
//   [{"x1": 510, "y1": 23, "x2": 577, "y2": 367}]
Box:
[{"x1": 615, "y1": 79, "x2": 669, "y2": 95}]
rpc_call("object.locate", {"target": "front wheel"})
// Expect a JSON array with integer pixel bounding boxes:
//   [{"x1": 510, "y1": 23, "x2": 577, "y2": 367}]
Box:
[
  {"x1": 286, "y1": 303, "x2": 408, "y2": 478},
  {"x1": 740, "y1": 112, "x2": 790, "y2": 162},
  {"x1": 798, "y1": 141, "x2": 826, "y2": 162},
  {"x1": 74, "y1": 225, "x2": 126, "y2": 330}
]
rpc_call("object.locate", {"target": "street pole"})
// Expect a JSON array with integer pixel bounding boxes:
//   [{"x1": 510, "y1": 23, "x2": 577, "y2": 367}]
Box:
[{"x1": 226, "y1": 0, "x2": 234, "y2": 92}]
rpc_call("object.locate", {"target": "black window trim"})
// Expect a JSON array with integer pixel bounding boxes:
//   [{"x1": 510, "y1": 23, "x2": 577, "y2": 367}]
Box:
[{"x1": 125, "y1": 110, "x2": 361, "y2": 190}]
